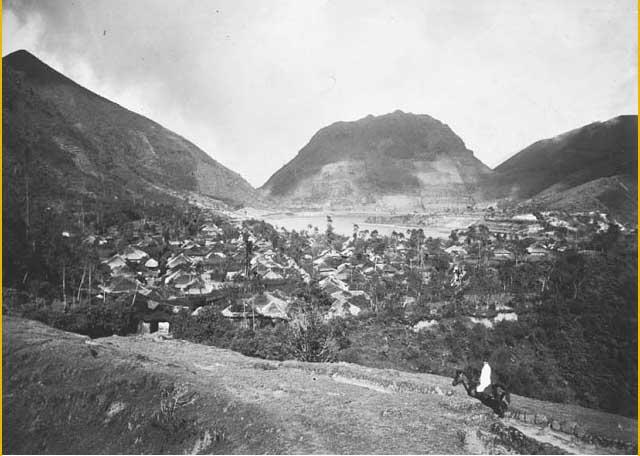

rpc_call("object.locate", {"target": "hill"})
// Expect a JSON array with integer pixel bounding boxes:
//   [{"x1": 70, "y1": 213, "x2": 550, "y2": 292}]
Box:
[
  {"x1": 2, "y1": 50, "x2": 258, "y2": 207},
  {"x1": 4, "y1": 316, "x2": 637, "y2": 454},
  {"x1": 483, "y1": 116, "x2": 637, "y2": 217},
  {"x1": 260, "y1": 111, "x2": 491, "y2": 211},
  {"x1": 518, "y1": 174, "x2": 637, "y2": 226}
]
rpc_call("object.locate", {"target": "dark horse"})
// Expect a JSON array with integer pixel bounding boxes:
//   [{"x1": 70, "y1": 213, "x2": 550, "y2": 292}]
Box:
[{"x1": 452, "y1": 369, "x2": 511, "y2": 418}]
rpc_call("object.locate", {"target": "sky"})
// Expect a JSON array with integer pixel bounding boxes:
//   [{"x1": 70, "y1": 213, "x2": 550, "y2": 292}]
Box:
[{"x1": 4, "y1": 0, "x2": 637, "y2": 187}]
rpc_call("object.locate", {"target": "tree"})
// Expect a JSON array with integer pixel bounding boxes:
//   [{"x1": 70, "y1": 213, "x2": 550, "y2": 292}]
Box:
[{"x1": 326, "y1": 215, "x2": 334, "y2": 246}]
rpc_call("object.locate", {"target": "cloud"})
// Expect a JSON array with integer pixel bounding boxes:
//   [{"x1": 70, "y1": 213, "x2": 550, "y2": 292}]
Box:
[{"x1": 4, "y1": 0, "x2": 637, "y2": 186}]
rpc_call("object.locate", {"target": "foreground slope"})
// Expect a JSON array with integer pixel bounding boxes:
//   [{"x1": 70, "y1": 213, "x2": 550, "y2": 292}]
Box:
[
  {"x1": 261, "y1": 111, "x2": 491, "y2": 211},
  {"x1": 4, "y1": 317, "x2": 636, "y2": 454},
  {"x1": 3, "y1": 50, "x2": 257, "y2": 206}
]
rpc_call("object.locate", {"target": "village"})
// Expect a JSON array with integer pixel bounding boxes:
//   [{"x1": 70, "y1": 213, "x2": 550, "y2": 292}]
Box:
[{"x1": 79, "y1": 207, "x2": 628, "y2": 337}]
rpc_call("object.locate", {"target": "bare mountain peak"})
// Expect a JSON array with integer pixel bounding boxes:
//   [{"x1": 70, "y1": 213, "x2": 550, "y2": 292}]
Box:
[
  {"x1": 4, "y1": 49, "x2": 76, "y2": 87},
  {"x1": 261, "y1": 111, "x2": 490, "y2": 210}
]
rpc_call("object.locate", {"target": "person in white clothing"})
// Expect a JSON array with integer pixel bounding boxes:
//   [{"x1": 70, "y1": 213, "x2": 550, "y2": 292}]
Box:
[{"x1": 477, "y1": 361, "x2": 492, "y2": 393}]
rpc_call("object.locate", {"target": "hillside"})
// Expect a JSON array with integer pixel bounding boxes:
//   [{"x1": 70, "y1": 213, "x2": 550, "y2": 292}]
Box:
[
  {"x1": 483, "y1": 116, "x2": 637, "y2": 212},
  {"x1": 261, "y1": 111, "x2": 491, "y2": 211},
  {"x1": 518, "y1": 174, "x2": 637, "y2": 226},
  {"x1": 2, "y1": 50, "x2": 258, "y2": 206},
  {"x1": 4, "y1": 316, "x2": 636, "y2": 454}
]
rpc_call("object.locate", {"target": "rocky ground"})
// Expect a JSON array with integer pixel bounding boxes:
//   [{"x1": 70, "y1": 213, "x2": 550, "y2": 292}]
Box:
[{"x1": 3, "y1": 316, "x2": 637, "y2": 454}]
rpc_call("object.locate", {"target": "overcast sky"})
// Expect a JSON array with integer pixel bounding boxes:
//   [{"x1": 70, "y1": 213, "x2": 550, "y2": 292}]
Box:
[{"x1": 4, "y1": 0, "x2": 637, "y2": 187}]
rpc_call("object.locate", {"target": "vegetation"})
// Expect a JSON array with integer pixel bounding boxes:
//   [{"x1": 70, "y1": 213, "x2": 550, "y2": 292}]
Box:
[
  {"x1": 169, "y1": 231, "x2": 637, "y2": 418},
  {"x1": 4, "y1": 192, "x2": 636, "y2": 418}
]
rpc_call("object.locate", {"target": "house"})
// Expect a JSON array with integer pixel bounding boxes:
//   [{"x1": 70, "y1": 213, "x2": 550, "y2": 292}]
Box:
[
  {"x1": 445, "y1": 245, "x2": 468, "y2": 257},
  {"x1": 481, "y1": 220, "x2": 522, "y2": 240},
  {"x1": 121, "y1": 246, "x2": 149, "y2": 263},
  {"x1": 326, "y1": 299, "x2": 361, "y2": 319},
  {"x1": 172, "y1": 273, "x2": 198, "y2": 291},
  {"x1": 317, "y1": 267, "x2": 337, "y2": 278},
  {"x1": 251, "y1": 293, "x2": 290, "y2": 320},
  {"x1": 335, "y1": 268, "x2": 352, "y2": 282},
  {"x1": 260, "y1": 270, "x2": 286, "y2": 285},
  {"x1": 100, "y1": 276, "x2": 149, "y2": 295},
  {"x1": 136, "y1": 310, "x2": 172, "y2": 335},
  {"x1": 201, "y1": 224, "x2": 223, "y2": 237},
  {"x1": 225, "y1": 271, "x2": 243, "y2": 282},
  {"x1": 103, "y1": 254, "x2": 127, "y2": 271},
  {"x1": 340, "y1": 247, "x2": 354, "y2": 258},
  {"x1": 165, "y1": 270, "x2": 194, "y2": 288},
  {"x1": 167, "y1": 253, "x2": 193, "y2": 270},
  {"x1": 144, "y1": 258, "x2": 159, "y2": 269},
  {"x1": 319, "y1": 276, "x2": 349, "y2": 294},
  {"x1": 512, "y1": 213, "x2": 538, "y2": 222},
  {"x1": 222, "y1": 292, "x2": 291, "y2": 324},
  {"x1": 493, "y1": 248, "x2": 515, "y2": 261},
  {"x1": 204, "y1": 251, "x2": 227, "y2": 263},
  {"x1": 183, "y1": 277, "x2": 216, "y2": 295},
  {"x1": 222, "y1": 302, "x2": 252, "y2": 319},
  {"x1": 526, "y1": 243, "x2": 550, "y2": 257}
]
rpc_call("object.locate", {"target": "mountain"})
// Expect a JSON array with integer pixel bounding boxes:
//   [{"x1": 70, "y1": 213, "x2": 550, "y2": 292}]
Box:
[
  {"x1": 261, "y1": 111, "x2": 491, "y2": 211},
  {"x1": 2, "y1": 50, "x2": 257, "y2": 207},
  {"x1": 484, "y1": 115, "x2": 637, "y2": 210}
]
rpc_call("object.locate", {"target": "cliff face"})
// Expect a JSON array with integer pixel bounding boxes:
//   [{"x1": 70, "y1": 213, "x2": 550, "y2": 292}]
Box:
[
  {"x1": 4, "y1": 316, "x2": 636, "y2": 454},
  {"x1": 261, "y1": 111, "x2": 491, "y2": 211},
  {"x1": 3, "y1": 50, "x2": 258, "y2": 207}
]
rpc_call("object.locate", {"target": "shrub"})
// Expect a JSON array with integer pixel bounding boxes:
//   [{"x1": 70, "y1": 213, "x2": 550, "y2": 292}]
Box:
[{"x1": 286, "y1": 312, "x2": 342, "y2": 362}]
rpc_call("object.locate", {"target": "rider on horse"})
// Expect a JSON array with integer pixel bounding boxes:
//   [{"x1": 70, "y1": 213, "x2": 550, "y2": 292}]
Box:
[
  {"x1": 476, "y1": 360, "x2": 492, "y2": 395},
  {"x1": 452, "y1": 360, "x2": 510, "y2": 417}
]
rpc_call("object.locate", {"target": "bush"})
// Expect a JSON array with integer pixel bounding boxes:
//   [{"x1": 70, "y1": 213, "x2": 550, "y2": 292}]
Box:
[
  {"x1": 286, "y1": 312, "x2": 342, "y2": 362},
  {"x1": 21, "y1": 296, "x2": 137, "y2": 338}
]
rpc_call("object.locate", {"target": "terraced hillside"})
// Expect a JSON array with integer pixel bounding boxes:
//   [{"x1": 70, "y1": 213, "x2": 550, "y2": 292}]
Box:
[{"x1": 261, "y1": 111, "x2": 491, "y2": 211}]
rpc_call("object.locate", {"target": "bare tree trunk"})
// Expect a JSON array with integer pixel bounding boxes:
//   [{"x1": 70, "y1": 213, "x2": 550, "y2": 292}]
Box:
[
  {"x1": 62, "y1": 264, "x2": 67, "y2": 310},
  {"x1": 25, "y1": 167, "x2": 30, "y2": 243},
  {"x1": 77, "y1": 265, "x2": 86, "y2": 304},
  {"x1": 131, "y1": 282, "x2": 139, "y2": 307},
  {"x1": 88, "y1": 265, "x2": 92, "y2": 303}
]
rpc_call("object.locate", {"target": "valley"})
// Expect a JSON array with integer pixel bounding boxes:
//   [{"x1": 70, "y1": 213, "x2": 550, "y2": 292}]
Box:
[{"x1": 2, "y1": 48, "x2": 637, "y2": 455}]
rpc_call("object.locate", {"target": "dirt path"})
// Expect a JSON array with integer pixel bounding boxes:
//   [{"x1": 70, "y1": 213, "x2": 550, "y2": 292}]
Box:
[{"x1": 3, "y1": 316, "x2": 637, "y2": 454}]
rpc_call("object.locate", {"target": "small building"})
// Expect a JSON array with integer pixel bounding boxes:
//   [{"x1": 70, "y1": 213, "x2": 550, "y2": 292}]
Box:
[
  {"x1": 326, "y1": 299, "x2": 361, "y2": 319},
  {"x1": 121, "y1": 246, "x2": 149, "y2": 263},
  {"x1": 103, "y1": 254, "x2": 127, "y2": 271},
  {"x1": 527, "y1": 243, "x2": 550, "y2": 257},
  {"x1": 167, "y1": 253, "x2": 193, "y2": 270},
  {"x1": 144, "y1": 258, "x2": 159, "y2": 269},
  {"x1": 445, "y1": 245, "x2": 468, "y2": 257},
  {"x1": 493, "y1": 248, "x2": 515, "y2": 261}
]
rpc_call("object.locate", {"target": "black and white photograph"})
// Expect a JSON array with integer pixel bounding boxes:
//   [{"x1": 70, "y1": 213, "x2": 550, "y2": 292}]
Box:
[{"x1": 2, "y1": 0, "x2": 638, "y2": 454}]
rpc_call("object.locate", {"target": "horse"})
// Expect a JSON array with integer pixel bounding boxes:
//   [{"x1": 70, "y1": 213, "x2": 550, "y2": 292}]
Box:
[{"x1": 452, "y1": 369, "x2": 511, "y2": 418}]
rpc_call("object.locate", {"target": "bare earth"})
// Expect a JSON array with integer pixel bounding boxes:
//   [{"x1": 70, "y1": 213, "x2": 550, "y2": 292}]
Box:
[{"x1": 3, "y1": 316, "x2": 636, "y2": 454}]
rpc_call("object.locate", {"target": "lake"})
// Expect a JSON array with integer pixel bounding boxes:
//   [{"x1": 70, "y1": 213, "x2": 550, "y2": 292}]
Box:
[{"x1": 259, "y1": 212, "x2": 473, "y2": 238}]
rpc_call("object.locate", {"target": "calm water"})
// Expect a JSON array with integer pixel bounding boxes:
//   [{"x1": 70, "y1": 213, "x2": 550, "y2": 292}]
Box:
[{"x1": 260, "y1": 213, "x2": 456, "y2": 238}]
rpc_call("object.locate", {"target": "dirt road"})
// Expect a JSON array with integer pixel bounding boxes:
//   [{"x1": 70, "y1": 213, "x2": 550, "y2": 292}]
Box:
[{"x1": 3, "y1": 316, "x2": 636, "y2": 454}]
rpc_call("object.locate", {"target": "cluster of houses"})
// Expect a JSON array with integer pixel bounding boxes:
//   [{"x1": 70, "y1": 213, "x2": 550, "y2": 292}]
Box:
[
  {"x1": 86, "y1": 209, "x2": 621, "y2": 335},
  {"x1": 446, "y1": 210, "x2": 623, "y2": 263}
]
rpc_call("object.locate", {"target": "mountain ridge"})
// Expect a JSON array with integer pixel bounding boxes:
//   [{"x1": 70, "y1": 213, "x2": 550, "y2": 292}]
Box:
[
  {"x1": 486, "y1": 115, "x2": 637, "y2": 200},
  {"x1": 3, "y1": 49, "x2": 258, "y2": 206}
]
